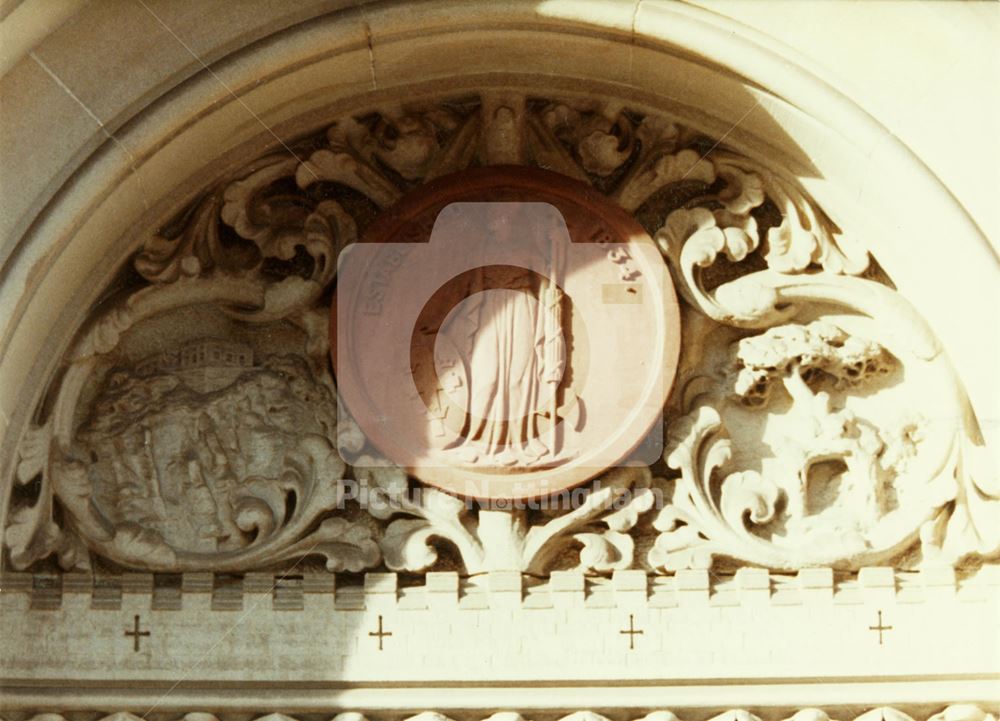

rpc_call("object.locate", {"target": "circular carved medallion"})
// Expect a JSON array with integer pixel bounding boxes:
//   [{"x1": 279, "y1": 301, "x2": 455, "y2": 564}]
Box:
[{"x1": 333, "y1": 166, "x2": 680, "y2": 500}]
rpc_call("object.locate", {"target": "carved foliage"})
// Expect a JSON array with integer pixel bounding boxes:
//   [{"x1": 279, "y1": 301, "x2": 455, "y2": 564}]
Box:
[
  {"x1": 4, "y1": 92, "x2": 997, "y2": 576},
  {"x1": 354, "y1": 460, "x2": 655, "y2": 574},
  {"x1": 648, "y1": 161, "x2": 997, "y2": 569}
]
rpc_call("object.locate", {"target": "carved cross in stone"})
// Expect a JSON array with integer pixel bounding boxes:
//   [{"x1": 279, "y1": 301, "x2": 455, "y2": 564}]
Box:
[
  {"x1": 368, "y1": 614, "x2": 392, "y2": 651},
  {"x1": 620, "y1": 614, "x2": 644, "y2": 650},
  {"x1": 125, "y1": 614, "x2": 151, "y2": 652},
  {"x1": 868, "y1": 609, "x2": 893, "y2": 645}
]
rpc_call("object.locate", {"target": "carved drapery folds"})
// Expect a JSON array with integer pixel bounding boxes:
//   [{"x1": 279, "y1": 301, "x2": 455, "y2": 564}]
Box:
[{"x1": 4, "y1": 93, "x2": 997, "y2": 577}]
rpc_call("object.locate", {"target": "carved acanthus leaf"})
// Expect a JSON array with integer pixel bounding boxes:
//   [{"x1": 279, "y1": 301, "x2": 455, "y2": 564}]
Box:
[
  {"x1": 920, "y1": 436, "x2": 1000, "y2": 565},
  {"x1": 615, "y1": 148, "x2": 715, "y2": 213},
  {"x1": 300, "y1": 149, "x2": 397, "y2": 209},
  {"x1": 221, "y1": 159, "x2": 351, "y2": 287},
  {"x1": 648, "y1": 505, "x2": 713, "y2": 571},
  {"x1": 712, "y1": 152, "x2": 870, "y2": 275},
  {"x1": 359, "y1": 463, "x2": 656, "y2": 574},
  {"x1": 537, "y1": 101, "x2": 637, "y2": 178},
  {"x1": 382, "y1": 518, "x2": 444, "y2": 572},
  {"x1": 4, "y1": 497, "x2": 66, "y2": 569},
  {"x1": 271, "y1": 517, "x2": 380, "y2": 572},
  {"x1": 136, "y1": 194, "x2": 234, "y2": 283},
  {"x1": 574, "y1": 531, "x2": 635, "y2": 571},
  {"x1": 5, "y1": 423, "x2": 91, "y2": 571},
  {"x1": 15, "y1": 423, "x2": 52, "y2": 485},
  {"x1": 297, "y1": 105, "x2": 477, "y2": 200},
  {"x1": 569, "y1": 477, "x2": 656, "y2": 573}
]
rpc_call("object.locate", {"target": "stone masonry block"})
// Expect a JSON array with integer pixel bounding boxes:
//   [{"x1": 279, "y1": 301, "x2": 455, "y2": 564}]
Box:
[
  {"x1": 121, "y1": 573, "x2": 154, "y2": 594},
  {"x1": 30, "y1": 574, "x2": 62, "y2": 611},
  {"x1": 797, "y1": 567, "x2": 834, "y2": 604},
  {"x1": 302, "y1": 574, "x2": 336, "y2": 610},
  {"x1": 425, "y1": 572, "x2": 459, "y2": 608},
  {"x1": 364, "y1": 572, "x2": 398, "y2": 608},
  {"x1": 612, "y1": 570, "x2": 648, "y2": 607},
  {"x1": 920, "y1": 565, "x2": 956, "y2": 602},
  {"x1": 180, "y1": 572, "x2": 213, "y2": 611},
  {"x1": 487, "y1": 570, "x2": 522, "y2": 608},
  {"x1": 61, "y1": 572, "x2": 92, "y2": 594},
  {"x1": 1, "y1": 572, "x2": 32, "y2": 593},
  {"x1": 364, "y1": 572, "x2": 398, "y2": 594},
  {"x1": 91, "y1": 575, "x2": 122, "y2": 611},
  {"x1": 181, "y1": 572, "x2": 214, "y2": 593},
  {"x1": 273, "y1": 575, "x2": 304, "y2": 611},
  {"x1": 735, "y1": 567, "x2": 770, "y2": 606},
  {"x1": 675, "y1": 569, "x2": 709, "y2": 606},
  {"x1": 151, "y1": 574, "x2": 182, "y2": 611},
  {"x1": 859, "y1": 566, "x2": 897, "y2": 605},
  {"x1": 549, "y1": 571, "x2": 585, "y2": 608},
  {"x1": 211, "y1": 574, "x2": 243, "y2": 612},
  {"x1": 303, "y1": 574, "x2": 337, "y2": 594},
  {"x1": 243, "y1": 572, "x2": 274, "y2": 594}
]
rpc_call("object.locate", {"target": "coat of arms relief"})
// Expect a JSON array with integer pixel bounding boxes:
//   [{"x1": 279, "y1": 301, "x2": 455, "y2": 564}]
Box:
[{"x1": 4, "y1": 92, "x2": 997, "y2": 579}]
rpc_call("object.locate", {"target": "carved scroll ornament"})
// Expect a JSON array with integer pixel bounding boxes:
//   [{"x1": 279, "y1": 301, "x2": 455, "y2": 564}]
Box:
[{"x1": 4, "y1": 93, "x2": 997, "y2": 576}]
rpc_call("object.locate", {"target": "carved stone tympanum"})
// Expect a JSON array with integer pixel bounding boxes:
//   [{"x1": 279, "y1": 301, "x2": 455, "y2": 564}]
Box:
[{"x1": 4, "y1": 92, "x2": 997, "y2": 577}]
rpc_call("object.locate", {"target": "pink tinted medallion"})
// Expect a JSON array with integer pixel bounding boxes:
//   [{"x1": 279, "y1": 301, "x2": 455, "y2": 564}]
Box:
[{"x1": 333, "y1": 166, "x2": 680, "y2": 500}]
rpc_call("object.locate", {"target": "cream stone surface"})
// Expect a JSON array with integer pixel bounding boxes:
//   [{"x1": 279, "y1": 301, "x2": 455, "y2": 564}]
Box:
[
  {"x1": 684, "y1": 1, "x2": 1000, "y2": 248},
  {"x1": 0, "y1": 1, "x2": 997, "y2": 718}
]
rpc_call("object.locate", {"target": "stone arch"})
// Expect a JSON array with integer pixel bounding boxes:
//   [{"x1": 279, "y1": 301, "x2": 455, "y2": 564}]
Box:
[{"x1": 1, "y1": 1, "x2": 997, "y2": 715}]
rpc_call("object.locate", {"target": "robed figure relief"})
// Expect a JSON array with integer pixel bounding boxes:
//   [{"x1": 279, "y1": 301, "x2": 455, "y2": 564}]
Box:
[
  {"x1": 339, "y1": 168, "x2": 673, "y2": 498},
  {"x1": 430, "y1": 205, "x2": 572, "y2": 467}
]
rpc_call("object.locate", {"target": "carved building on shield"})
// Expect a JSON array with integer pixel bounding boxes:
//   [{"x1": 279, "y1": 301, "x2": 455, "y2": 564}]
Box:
[{"x1": 0, "y1": 2, "x2": 997, "y2": 720}]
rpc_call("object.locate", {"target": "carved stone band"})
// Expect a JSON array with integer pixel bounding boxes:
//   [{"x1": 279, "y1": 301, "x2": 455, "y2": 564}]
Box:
[{"x1": 333, "y1": 166, "x2": 680, "y2": 500}]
